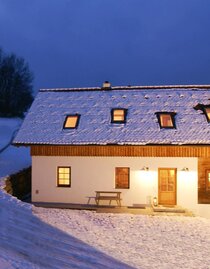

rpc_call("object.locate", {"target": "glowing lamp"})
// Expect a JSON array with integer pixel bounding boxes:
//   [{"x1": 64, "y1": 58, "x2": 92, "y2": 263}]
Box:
[{"x1": 153, "y1": 197, "x2": 158, "y2": 206}]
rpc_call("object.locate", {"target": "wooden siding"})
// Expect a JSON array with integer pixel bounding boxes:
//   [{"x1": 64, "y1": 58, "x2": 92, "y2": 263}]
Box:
[
  {"x1": 31, "y1": 145, "x2": 210, "y2": 157},
  {"x1": 198, "y1": 158, "x2": 210, "y2": 204}
]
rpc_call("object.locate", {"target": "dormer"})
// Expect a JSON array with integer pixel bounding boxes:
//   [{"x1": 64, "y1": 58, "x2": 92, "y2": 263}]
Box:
[{"x1": 194, "y1": 104, "x2": 210, "y2": 122}]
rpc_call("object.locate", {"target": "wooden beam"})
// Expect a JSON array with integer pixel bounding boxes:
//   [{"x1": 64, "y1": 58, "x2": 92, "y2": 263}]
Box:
[{"x1": 31, "y1": 145, "x2": 210, "y2": 157}]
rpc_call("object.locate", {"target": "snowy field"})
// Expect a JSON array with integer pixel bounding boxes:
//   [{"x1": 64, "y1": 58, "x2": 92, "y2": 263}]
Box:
[
  {"x1": 1, "y1": 117, "x2": 210, "y2": 268},
  {"x1": 35, "y1": 208, "x2": 210, "y2": 269},
  {"x1": 0, "y1": 191, "x2": 134, "y2": 269},
  {"x1": 0, "y1": 117, "x2": 31, "y2": 179},
  {"x1": 0, "y1": 117, "x2": 21, "y2": 150},
  {"x1": 0, "y1": 191, "x2": 210, "y2": 269}
]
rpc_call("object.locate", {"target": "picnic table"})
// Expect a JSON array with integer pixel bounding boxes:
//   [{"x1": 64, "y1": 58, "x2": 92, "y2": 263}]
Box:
[{"x1": 95, "y1": 191, "x2": 122, "y2": 206}]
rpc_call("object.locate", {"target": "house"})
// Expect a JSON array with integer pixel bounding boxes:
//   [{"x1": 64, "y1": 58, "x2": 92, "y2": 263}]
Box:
[{"x1": 13, "y1": 82, "x2": 210, "y2": 217}]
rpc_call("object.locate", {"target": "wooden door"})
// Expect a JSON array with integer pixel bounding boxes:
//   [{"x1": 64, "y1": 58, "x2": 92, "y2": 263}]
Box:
[{"x1": 158, "y1": 168, "x2": 177, "y2": 205}]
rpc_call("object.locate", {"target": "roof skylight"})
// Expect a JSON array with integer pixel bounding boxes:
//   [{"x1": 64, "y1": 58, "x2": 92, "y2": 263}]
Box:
[
  {"x1": 111, "y1": 108, "x2": 127, "y2": 123},
  {"x1": 155, "y1": 112, "x2": 176, "y2": 129},
  {"x1": 63, "y1": 114, "x2": 80, "y2": 129}
]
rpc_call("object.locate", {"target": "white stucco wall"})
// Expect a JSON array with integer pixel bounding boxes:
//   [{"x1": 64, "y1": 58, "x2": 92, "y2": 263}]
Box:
[
  {"x1": 197, "y1": 205, "x2": 210, "y2": 219},
  {"x1": 32, "y1": 156, "x2": 201, "y2": 213}
]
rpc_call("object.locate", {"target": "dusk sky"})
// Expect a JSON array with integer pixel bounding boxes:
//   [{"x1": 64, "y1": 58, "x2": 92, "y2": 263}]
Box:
[{"x1": 1, "y1": 0, "x2": 210, "y2": 93}]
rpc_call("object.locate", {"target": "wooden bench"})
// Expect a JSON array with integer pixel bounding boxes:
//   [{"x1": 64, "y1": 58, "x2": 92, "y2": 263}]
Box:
[{"x1": 95, "y1": 191, "x2": 122, "y2": 206}]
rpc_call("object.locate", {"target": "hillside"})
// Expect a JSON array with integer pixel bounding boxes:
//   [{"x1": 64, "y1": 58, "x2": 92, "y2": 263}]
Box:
[
  {"x1": 0, "y1": 117, "x2": 31, "y2": 179},
  {"x1": 0, "y1": 191, "x2": 133, "y2": 269}
]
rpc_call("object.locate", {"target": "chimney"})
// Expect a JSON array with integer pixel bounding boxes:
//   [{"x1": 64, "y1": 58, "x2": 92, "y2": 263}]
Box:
[{"x1": 102, "y1": 81, "x2": 111, "y2": 89}]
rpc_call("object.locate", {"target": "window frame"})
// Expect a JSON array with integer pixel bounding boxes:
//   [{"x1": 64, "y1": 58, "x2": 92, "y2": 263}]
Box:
[
  {"x1": 206, "y1": 169, "x2": 210, "y2": 191},
  {"x1": 155, "y1": 112, "x2": 176, "y2": 129},
  {"x1": 115, "y1": 167, "x2": 130, "y2": 189},
  {"x1": 63, "y1": 114, "x2": 80, "y2": 129},
  {"x1": 204, "y1": 106, "x2": 210, "y2": 122},
  {"x1": 194, "y1": 104, "x2": 210, "y2": 123},
  {"x1": 111, "y1": 108, "x2": 128, "y2": 124},
  {"x1": 57, "y1": 166, "x2": 71, "y2": 187}
]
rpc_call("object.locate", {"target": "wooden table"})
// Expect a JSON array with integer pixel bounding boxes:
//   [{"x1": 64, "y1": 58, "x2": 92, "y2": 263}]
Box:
[{"x1": 95, "y1": 191, "x2": 122, "y2": 206}]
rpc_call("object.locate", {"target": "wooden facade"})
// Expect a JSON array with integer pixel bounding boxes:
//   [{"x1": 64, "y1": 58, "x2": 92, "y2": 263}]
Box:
[{"x1": 31, "y1": 145, "x2": 210, "y2": 157}]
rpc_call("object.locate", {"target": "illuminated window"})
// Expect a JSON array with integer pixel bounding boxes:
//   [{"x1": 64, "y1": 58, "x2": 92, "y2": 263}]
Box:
[
  {"x1": 57, "y1": 167, "x2": 71, "y2": 187},
  {"x1": 115, "y1": 167, "x2": 130, "y2": 189},
  {"x1": 160, "y1": 114, "x2": 173, "y2": 127},
  {"x1": 194, "y1": 104, "x2": 210, "y2": 123},
  {"x1": 63, "y1": 114, "x2": 80, "y2": 129},
  {"x1": 111, "y1": 109, "x2": 127, "y2": 123},
  {"x1": 204, "y1": 107, "x2": 210, "y2": 122},
  {"x1": 206, "y1": 170, "x2": 210, "y2": 191},
  {"x1": 155, "y1": 112, "x2": 176, "y2": 129}
]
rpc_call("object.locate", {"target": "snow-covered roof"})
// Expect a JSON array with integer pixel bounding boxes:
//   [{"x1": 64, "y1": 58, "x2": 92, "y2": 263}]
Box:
[{"x1": 13, "y1": 85, "x2": 210, "y2": 145}]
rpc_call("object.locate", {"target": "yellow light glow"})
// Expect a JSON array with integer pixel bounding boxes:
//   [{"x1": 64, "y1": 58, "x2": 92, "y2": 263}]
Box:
[
  {"x1": 65, "y1": 116, "x2": 78, "y2": 128},
  {"x1": 205, "y1": 108, "x2": 210, "y2": 120},
  {"x1": 113, "y1": 110, "x2": 125, "y2": 121},
  {"x1": 160, "y1": 114, "x2": 173, "y2": 127}
]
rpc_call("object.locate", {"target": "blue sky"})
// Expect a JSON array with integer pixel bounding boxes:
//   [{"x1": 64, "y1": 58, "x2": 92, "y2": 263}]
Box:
[{"x1": 0, "y1": 0, "x2": 210, "y2": 92}]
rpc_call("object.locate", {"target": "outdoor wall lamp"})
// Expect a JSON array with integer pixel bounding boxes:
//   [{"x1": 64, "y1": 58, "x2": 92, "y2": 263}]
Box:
[
  {"x1": 181, "y1": 167, "x2": 189, "y2": 171},
  {"x1": 142, "y1": 166, "x2": 149, "y2": 171}
]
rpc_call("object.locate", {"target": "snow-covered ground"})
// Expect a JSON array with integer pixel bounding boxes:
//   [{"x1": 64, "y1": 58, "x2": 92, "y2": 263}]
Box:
[
  {"x1": 0, "y1": 191, "x2": 134, "y2": 269},
  {"x1": 35, "y1": 208, "x2": 210, "y2": 269},
  {"x1": 0, "y1": 191, "x2": 210, "y2": 269},
  {"x1": 1, "y1": 118, "x2": 210, "y2": 269},
  {"x1": 0, "y1": 117, "x2": 31, "y2": 179},
  {"x1": 0, "y1": 117, "x2": 20, "y2": 150}
]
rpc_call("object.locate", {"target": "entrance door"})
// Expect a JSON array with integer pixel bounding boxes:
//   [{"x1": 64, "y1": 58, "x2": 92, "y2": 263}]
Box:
[{"x1": 158, "y1": 168, "x2": 177, "y2": 205}]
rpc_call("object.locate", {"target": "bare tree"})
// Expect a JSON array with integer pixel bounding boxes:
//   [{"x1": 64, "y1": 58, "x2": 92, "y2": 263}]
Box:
[{"x1": 0, "y1": 48, "x2": 34, "y2": 117}]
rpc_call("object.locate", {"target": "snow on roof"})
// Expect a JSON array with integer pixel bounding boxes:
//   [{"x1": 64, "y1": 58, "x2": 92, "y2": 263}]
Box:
[{"x1": 13, "y1": 85, "x2": 210, "y2": 145}]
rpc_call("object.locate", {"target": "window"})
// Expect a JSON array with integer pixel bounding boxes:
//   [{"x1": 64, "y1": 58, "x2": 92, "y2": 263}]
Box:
[
  {"x1": 204, "y1": 107, "x2": 210, "y2": 122},
  {"x1": 160, "y1": 114, "x2": 173, "y2": 127},
  {"x1": 111, "y1": 109, "x2": 127, "y2": 123},
  {"x1": 155, "y1": 112, "x2": 176, "y2": 129},
  {"x1": 194, "y1": 104, "x2": 210, "y2": 122},
  {"x1": 63, "y1": 114, "x2": 80, "y2": 129},
  {"x1": 115, "y1": 167, "x2": 130, "y2": 189},
  {"x1": 206, "y1": 170, "x2": 210, "y2": 191},
  {"x1": 57, "y1": 167, "x2": 71, "y2": 187}
]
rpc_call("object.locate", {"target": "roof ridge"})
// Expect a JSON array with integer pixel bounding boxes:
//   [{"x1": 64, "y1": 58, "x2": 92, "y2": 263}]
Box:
[{"x1": 40, "y1": 84, "x2": 210, "y2": 92}]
